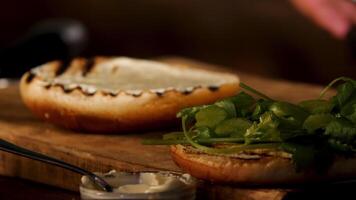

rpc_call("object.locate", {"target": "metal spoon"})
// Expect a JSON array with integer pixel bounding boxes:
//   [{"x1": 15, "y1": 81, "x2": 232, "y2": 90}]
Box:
[{"x1": 0, "y1": 139, "x2": 113, "y2": 192}]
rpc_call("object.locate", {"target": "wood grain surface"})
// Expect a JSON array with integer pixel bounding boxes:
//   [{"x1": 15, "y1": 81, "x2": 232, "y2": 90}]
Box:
[{"x1": 0, "y1": 57, "x2": 333, "y2": 200}]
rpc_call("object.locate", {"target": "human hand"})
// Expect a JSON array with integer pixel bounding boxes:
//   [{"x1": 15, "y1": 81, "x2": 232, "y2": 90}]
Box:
[{"x1": 291, "y1": 0, "x2": 356, "y2": 39}]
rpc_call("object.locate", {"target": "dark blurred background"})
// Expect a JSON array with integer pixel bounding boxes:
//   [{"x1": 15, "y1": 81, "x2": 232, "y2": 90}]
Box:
[{"x1": 0, "y1": 0, "x2": 354, "y2": 84}]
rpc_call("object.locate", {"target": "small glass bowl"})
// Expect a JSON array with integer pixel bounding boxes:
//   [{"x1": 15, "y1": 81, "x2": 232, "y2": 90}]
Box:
[{"x1": 79, "y1": 170, "x2": 196, "y2": 200}]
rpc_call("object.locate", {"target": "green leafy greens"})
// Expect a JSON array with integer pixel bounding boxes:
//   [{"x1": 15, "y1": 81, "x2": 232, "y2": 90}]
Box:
[{"x1": 143, "y1": 77, "x2": 356, "y2": 172}]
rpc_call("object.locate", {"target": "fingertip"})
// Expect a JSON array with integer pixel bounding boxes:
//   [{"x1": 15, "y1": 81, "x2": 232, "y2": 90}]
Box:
[{"x1": 329, "y1": 22, "x2": 351, "y2": 39}]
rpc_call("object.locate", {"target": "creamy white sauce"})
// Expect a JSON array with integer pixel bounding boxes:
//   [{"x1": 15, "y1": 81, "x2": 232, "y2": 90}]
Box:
[
  {"x1": 116, "y1": 172, "x2": 185, "y2": 193},
  {"x1": 81, "y1": 170, "x2": 190, "y2": 194}
]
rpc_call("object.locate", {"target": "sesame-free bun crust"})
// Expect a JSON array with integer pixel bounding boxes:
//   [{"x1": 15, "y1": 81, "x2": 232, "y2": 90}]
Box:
[
  {"x1": 20, "y1": 57, "x2": 239, "y2": 132},
  {"x1": 170, "y1": 145, "x2": 356, "y2": 184}
]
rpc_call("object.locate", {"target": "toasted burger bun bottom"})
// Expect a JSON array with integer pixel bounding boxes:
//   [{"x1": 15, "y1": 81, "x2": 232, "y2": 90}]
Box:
[{"x1": 170, "y1": 145, "x2": 356, "y2": 184}]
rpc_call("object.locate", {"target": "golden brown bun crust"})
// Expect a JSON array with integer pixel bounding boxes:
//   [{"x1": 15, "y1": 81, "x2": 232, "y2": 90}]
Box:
[
  {"x1": 20, "y1": 57, "x2": 239, "y2": 132},
  {"x1": 170, "y1": 145, "x2": 356, "y2": 184}
]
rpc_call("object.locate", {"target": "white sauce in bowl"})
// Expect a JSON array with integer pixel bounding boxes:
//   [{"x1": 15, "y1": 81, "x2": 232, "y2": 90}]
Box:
[
  {"x1": 116, "y1": 172, "x2": 186, "y2": 193},
  {"x1": 80, "y1": 170, "x2": 196, "y2": 200}
]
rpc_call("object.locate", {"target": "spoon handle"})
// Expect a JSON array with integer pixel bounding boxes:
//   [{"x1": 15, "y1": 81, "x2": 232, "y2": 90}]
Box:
[{"x1": 0, "y1": 139, "x2": 112, "y2": 192}]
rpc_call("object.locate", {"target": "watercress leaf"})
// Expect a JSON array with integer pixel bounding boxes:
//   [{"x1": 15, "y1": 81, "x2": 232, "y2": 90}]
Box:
[
  {"x1": 303, "y1": 114, "x2": 334, "y2": 134},
  {"x1": 280, "y1": 143, "x2": 333, "y2": 172},
  {"x1": 344, "y1": 104, "x2": 356, "y2": 124},
  {"x1": 269, "y1": 101, "x2": 309, "y2": 129},
  {"x1": 245, "y1": 112, "x2": 281, "y2": 144},
  {"x1": 340, "y1": 96, "x2": 356, "y2": 124},
  {"x1": 177, "y1": 107, "x2": 193, "y2": 118},
  {"x1": 325, "y1": 119, "x2": 356, "y2": 144},
  {"x1": 215, "y1": 99, "x2": 237, "y2": 118},
  {"x1": 251, "y1": 99, "x2": 273, "y2": 120},
  {"x1": 333, "y1": 81, "x2": 354, "y2": 109},
  {"x1": 177, "y1": 105, "x2": 207, "y2": 121},
  {"x1": 298, "y1": 99, "x2": 333, "y2": 114},
  {"x1": 215, "y1": 118, "x2": 252, "y2": 138},
  {"x1": 280, "y1": 143, "x2": 316, "y2": 172},
  {"x1": 319, "y1": 77, "x2": 352, "y2": 99},
  {"x1": 239, "y1": 82, "x2": 273, "y2": 100},
  {"x1": 194, "y1": 126, "x2": 215, "y2": 139},
  {"x1": 163, "y1": 132, "x2": 185, "y2": 140},
  {"x1": 257, "y1": 111, "x2": 279, "y2": 129},
  {"x1": 346, "y1": 105, "x2": 356, "y2": 124},
  {"x1": 327, "y1": 138, "x2": 356, "y2": 153},
  {"x1": 279, "y1": 129, "x2": 310, "y2": 141},
  {"x1": 195, "y1": 105, "x2": 228, "y2": 129},
  {"x1": 245, "y1": 124, "x2": 281, "y2": 144},
  {"x1": 228, "y1": 92, "x2": 255, "y2": 107}
]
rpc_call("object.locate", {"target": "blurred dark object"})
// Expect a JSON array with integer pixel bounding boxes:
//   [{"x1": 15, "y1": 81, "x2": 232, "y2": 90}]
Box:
[
  {"x1": 0, "y1": 19, "x2": 87, "y2": 78},
  {"x1": 282, "y1": 182, "x2": 356, "y2": 200},
  {"x1": 0, "y1": 0, "x2": 354, "y2": 83},
  {"x1": 0, "y1": 176, "x2": 79, "y2": 200},
  {"x1": 347, "y1": 27, "x2": 356, "y2": 59}
]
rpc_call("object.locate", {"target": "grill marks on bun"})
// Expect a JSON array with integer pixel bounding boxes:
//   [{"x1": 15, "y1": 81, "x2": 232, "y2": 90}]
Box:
[
  {"x1": 24, "y1": 57, "x2": 229, "y2": 98},
  {"x1": 82, "y1": 58, "x2": 96, "y2": 77},
  {"x1": 25, "y1": 70, "x2": 36, "y2": 83},
  {"x1": 26, "y1": 58, "x2": 100, "y2": 96},
  {"x1": 55, "y1": 59, "x2": 72, "y2": 77},
  {"x1": 20, "y1": 57, "x2": 239, "y2": 132}
]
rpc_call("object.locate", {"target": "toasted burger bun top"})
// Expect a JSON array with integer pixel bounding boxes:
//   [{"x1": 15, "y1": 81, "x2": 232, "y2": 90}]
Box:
[
  {"x1": 171, "y1": 145, "x2": 356, "y2": 184},
  {"x1": 20, "y1": 57, "x2": 239, "y2": 132}
]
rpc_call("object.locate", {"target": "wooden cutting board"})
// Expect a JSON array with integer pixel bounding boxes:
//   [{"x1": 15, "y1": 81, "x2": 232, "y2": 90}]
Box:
[{"x1": 0, "y1": 57, "x2": 333, "y2": 200}]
